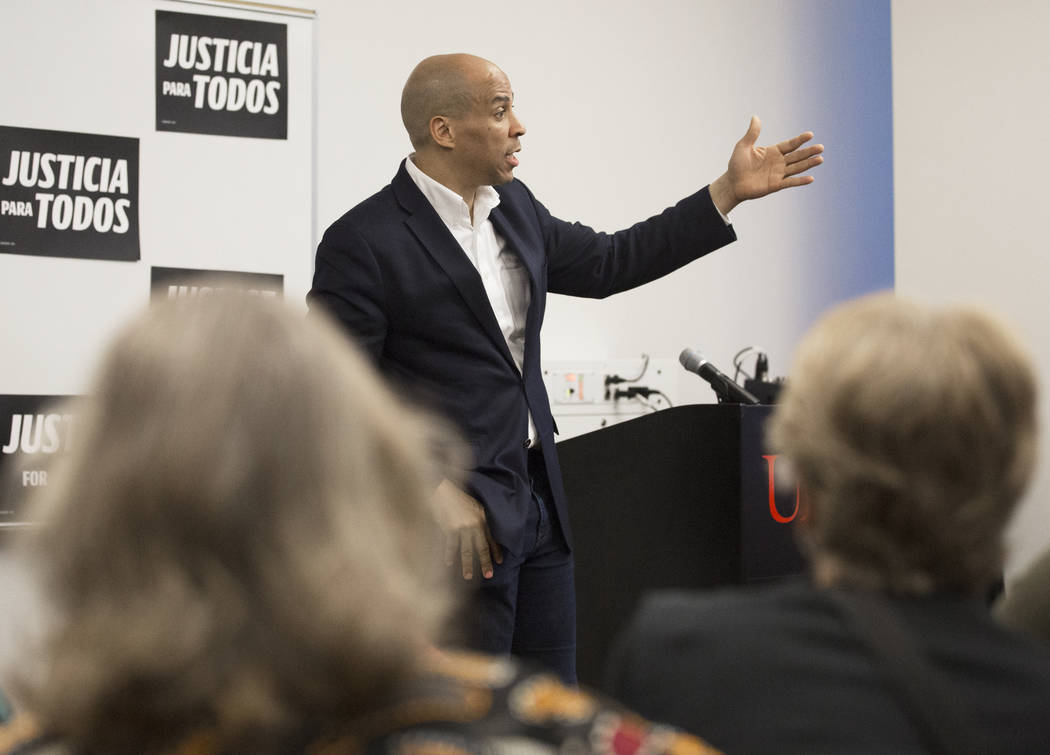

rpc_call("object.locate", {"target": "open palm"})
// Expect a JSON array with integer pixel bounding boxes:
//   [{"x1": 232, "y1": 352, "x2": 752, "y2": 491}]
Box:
[{"x1": 728, "y1": 115, "x2": 823, "y2": 201}]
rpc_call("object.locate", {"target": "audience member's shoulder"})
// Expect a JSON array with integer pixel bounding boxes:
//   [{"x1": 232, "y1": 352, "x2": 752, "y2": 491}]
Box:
[
  {"x1": 339, "y1": 649, "x2": 725, "y2": 754},
  {"x1": 635, "y1": 579, "x2": 817, "y2": 629},
  {"x1": 1, "y1": 653, "x2": 724, "y2": 754}
]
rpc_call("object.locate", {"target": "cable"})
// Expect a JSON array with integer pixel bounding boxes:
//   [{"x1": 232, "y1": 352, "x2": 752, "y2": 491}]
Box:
[
  {"x1": 613, "y1": 385, "x2": 673, "y2": 408},
  {"x1": 637, "y1": 395, "x2": 659, "y2": 413},
  {"x1": 732, "y1": 346, "x2": 756, "y2": 381},
  {"x1": 648, "y1": 389, "x2": 673, "y2": 408},
  {"x1": 604, "y1": 353, "x2": 650, "y2": 387}
]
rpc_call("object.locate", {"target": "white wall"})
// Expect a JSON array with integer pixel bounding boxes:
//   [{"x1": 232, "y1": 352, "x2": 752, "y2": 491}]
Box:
[{"x1": 893, "y1": 0, "x2": 1050, "y2": 579}]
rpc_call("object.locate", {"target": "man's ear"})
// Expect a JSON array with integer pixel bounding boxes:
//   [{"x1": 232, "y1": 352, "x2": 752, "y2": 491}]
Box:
[{"x1": 429, "y1": 115, "x2": 455, "y2": 149}]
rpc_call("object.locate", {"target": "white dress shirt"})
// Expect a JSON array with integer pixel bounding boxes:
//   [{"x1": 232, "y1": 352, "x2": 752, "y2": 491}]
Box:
[{"x1": 405, "y1": 156, "x2": 538, "y2": 446}]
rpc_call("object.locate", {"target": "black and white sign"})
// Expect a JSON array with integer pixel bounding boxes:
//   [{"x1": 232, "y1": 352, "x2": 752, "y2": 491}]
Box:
[
  {"x1": 0, "y1": 126, "x2": 140, "y2": 261},
  {"x1": 0, "y1": 395, "x2": 76, "y2": 525},
  {"x1": 156, "y1": 10, "x2": 288, "y2": 140},
  {"x1": 151, "y1": 266, "x2": 283, "y2": 302}
]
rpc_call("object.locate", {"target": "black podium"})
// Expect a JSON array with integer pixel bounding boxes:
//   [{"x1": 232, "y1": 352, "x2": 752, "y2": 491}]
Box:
[{"x1": 556, "y1": 404, "x2": 808, "y2": 687}]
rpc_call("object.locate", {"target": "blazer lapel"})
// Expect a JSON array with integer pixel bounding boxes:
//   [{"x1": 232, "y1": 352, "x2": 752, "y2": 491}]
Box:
[
  {"x1": 490, "y1": 206, "x2": 543, "y2": 342},
  {"x1": 489, "y1": 204, "x2": 546, "y2": 373},
  {"x1": 392, "y1": 164, "x2": 517, "y2": 370}
]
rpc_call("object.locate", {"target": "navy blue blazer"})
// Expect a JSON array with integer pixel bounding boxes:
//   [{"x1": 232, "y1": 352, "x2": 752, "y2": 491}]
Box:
[{"x1": 309, "y1": 161, "x2": 736, "y2": 555}]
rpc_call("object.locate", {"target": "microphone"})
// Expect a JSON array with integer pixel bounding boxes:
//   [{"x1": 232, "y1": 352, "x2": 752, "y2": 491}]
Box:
[{"x1": 679, "y1": 348, "x2": 761, "y2": 405}]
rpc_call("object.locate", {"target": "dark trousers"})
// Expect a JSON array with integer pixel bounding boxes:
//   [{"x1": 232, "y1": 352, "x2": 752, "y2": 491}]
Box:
[{"x1": 469, "y1": 447, "x2": 577, "y2": 684}]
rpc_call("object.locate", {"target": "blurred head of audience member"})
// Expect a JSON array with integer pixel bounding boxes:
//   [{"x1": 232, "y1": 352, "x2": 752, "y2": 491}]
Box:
[
  {"x1": 769, "y1": 292, "x2": 1037, "y2": 596},
  {"x1": 2, "y1": 291, "x2": 717, "y2": 755},
  {"x1": 12, "y1": 292, "x2": 456, "y2": 752}
]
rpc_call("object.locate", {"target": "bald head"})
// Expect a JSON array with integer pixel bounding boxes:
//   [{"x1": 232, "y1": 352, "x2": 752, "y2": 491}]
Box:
[{"x1": 401, "y1": 54, "x2": 501, "y2": 150}]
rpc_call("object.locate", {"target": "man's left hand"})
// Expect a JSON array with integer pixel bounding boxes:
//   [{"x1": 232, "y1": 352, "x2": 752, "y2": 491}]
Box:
[{"x1": 710, "y1": 115, "x2": 824, "y2": 216}]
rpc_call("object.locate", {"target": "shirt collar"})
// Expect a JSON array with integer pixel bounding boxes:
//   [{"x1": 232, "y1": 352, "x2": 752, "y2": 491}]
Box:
[{"x1": 405, "y1": 155, "x2": 500, "y2": 229}]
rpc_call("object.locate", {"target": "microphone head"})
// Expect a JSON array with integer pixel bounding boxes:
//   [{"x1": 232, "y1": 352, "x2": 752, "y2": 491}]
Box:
[{"x1": 679, "y1": 348, "x2": 706, "y2": 373}]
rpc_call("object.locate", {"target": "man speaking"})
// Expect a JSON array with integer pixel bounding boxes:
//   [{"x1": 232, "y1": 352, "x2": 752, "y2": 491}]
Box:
[{"x1": 308, "y1": 53, "x2": 823, "y2": 682}]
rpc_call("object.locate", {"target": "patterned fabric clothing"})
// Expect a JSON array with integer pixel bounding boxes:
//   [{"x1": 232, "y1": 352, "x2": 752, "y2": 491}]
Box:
[{"x1": 0, "y1": 651, "x2": 722, "y2": 755}]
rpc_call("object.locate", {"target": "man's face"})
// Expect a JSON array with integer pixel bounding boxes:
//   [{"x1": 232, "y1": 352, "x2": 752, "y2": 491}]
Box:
[{"x1": 450, "y1": 64, "x2": 526, "y2": 188}]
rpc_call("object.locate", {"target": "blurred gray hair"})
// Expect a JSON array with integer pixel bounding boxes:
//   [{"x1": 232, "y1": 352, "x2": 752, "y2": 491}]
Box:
[
  {"x1": 768, "y1": 293, "x2": 1038, "y2": 595},
  {"x1": 16, "y1": 290, "x2": 462, "y2": 750}
]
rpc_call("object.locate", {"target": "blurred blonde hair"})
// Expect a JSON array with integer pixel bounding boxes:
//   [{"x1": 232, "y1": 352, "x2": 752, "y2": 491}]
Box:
[
  {"x1": 768, "y1": 293, "x2": 1038, "y2": 595},
  {"x1": 17, "y1": 290, "x2": 460, "y2": 751}
]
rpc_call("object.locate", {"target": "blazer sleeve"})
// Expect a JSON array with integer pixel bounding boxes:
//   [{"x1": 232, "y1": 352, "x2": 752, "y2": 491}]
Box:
[
  {"x1": 307, "y1": 221, "x2": 388, "y2": 360},
  {"x1": 522, "y1": 184, "x2": 737, "y2": 299}
]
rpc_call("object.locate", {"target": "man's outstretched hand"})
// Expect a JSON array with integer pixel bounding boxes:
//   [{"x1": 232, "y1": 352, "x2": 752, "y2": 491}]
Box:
[{"x1": 709, "y1": 115, "x2": 824, "y2": 216}]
